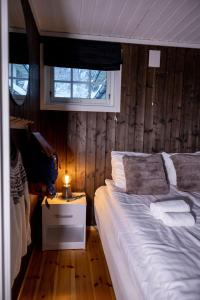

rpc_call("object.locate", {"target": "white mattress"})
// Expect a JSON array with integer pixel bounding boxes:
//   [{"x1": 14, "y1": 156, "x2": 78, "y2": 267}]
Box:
[
  {"x1": 94, "y1": 180, "x2": 200, "y2": 300},
  {"x1": 95, "y1": 186, "x2": 143, "y2": 300}
]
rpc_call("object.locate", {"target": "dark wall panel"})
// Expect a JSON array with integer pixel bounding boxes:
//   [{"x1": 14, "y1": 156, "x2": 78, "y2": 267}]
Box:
[
  {"x1": 63, "y1": 45, "x2": 200, "y2": 224},
  {"x1": 11, "y1": 37, "x2": 200, "y2": 224},
  {"x1": 10, "y1": 0, "x2": 40, "y2": 126}
]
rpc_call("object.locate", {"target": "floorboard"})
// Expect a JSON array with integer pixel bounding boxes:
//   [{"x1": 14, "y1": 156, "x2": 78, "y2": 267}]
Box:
[{"x1": 18, "y1": 228, "x2": 116, "y2": 300}]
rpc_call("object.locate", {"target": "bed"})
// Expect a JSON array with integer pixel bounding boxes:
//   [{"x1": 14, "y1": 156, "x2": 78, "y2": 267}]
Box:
[{"x1": 94, "y1": 152, "x2": 200, "y2": 300}]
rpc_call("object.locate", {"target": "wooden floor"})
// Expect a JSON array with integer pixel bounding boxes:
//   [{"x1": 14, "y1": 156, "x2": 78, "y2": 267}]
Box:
[{"x1": 18, "y1": 228, "x2": 116, "y2": 300}]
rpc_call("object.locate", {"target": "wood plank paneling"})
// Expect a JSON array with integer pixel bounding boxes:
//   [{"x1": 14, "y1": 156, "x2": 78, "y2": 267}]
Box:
[
  {"x1": 127, "y1": 46, "x2": 138, "y2": 151},
  {"x1": 143, "y1": 67, "x2": 156, "y2": 153},
  {"x1": 53, "y1": 44, "x2": 200, "y2": 225},
  {"x1": 76, "y1": 112, "x2": 87, "y2": 191},
  {"x1": 66, "y1": 112, "x2": 77, "y2": 192},
  {"x1": 153, "y1": 47, "x2": 167, "y2": 152},
  {"x1": 105, "y1": 112, "x2": 115, "y2": 179},
  {"x1": 12, "y1": 41, "x2": 200, "y2": 225},
  {"x1": 95, "y1": 112, "x2": 106, "y2": 187},
  {"x1": 170, "y1": 48, "x2": 184, "y2": 153},
  {"x1": 163, "y1": 48, "x2": 176, "y2": 152},
  {"x1": 85, "y1": 112, "x2": 96, "y2": 224},
  {"x1": 134, "y1": 45, "x2": 148, "y2": 152}
]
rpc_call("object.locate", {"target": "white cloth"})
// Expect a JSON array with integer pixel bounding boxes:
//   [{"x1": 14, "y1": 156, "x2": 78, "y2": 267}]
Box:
[
  {"x1": 150, "y1": 200, "x2": 195, "y2": 226},
  {"x1": 161, "y1": 152, "x2": 177, "y2": 186},
  {"x1": 101, "y1": 180, "x2": 200, "y2": 300},
  {"x1": 11, "y1": 182, "x2": 31, "y2": 286},
  {"x1": 159, "y1": 212, "x2": 195, "y2": 227},
  {"x1": 11, "y1": 152, "x2": 31, "y2": 286},
  {"x1": 150, "y1": 200, "x2": 190, "y2": 215}
]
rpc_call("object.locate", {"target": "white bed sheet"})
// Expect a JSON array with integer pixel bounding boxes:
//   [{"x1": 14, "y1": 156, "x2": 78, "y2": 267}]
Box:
[
  {"x1": 95, "y1": 180, "x2": 200, "y2": 300},
  {"x1": 95, "y1": 186, "x2": 144, "y2": 300}
]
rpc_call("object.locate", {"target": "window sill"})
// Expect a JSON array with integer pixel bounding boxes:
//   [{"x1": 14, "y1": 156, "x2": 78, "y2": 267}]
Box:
[{"x1": 40, "y1": 100, "x2": 120, "y2": 112}]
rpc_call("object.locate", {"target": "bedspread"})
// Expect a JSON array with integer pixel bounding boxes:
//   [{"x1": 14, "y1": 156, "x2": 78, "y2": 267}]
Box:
[{"x1": 96, "y1": 180, "x2": 200, "y2": 300}]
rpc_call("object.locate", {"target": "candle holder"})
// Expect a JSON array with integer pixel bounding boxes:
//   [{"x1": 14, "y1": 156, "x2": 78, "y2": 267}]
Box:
[
  {"x1": 62, "y1": 184, "x2": 72, "y2": 199},
  {"x1": 62, "y1": 174, "x2": 72, "y2": 200}
]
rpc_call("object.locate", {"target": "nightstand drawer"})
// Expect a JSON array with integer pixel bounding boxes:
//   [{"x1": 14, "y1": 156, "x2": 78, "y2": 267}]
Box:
[{"x1": 43, "y1": 204, "x2": 86, "y2": 226}]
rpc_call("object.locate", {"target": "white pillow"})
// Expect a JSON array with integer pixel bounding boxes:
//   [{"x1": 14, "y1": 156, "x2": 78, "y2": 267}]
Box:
[
  {"x1": 161, "y1": 152, "x2": 177, "y2": 186},
  {"x1": 111, "y1": 151, "x2": 150, "y2": 190}
]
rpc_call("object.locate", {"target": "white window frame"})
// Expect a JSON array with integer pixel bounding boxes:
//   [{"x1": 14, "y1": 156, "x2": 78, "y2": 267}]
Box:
[{"x1": 40, "y1": 46, "x2": 121, "y2": 112}]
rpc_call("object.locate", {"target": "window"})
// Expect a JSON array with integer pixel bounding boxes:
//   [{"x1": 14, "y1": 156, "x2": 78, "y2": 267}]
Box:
[
  {"x1": 52, "y1": 67, "x2": 107, "y2": 100},
  {"x1": 41, "y1": 66, "x2": 121, "y2": 112},
  {"x1": 9, "y1": 64, "x2": 29, "y2": 96}
]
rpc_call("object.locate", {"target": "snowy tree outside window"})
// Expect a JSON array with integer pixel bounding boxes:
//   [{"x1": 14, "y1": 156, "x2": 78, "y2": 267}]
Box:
[
  {"x1": 41, "y1": 64, "x2": 121, "y2": 112},
  {"x1": 9, "y1": 64, "x2": 29, "y2": 96},
  {"x1": 52, "y1": 67, "x2": 107, "y2": 100}
]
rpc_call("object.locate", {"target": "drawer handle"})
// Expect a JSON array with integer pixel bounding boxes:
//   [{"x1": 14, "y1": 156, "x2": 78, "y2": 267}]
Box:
[{"x1": 54, "y1": 214, "x2": 73, "y2": 219}]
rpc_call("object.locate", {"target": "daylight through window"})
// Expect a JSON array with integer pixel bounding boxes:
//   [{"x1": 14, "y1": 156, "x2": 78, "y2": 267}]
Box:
[
  {"x1": 41, "y1": 64, "x2": 121, "y2": 112},
  {"x1": 51, "y1": 67, "x2": 107, "y2": 101},
  {"x1": 9, "y1": 64, "x2": 29, "y2": 96}
]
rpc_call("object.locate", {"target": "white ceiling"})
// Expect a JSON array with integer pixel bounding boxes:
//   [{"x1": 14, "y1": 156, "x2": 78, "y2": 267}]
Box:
[{"x1": 10, "y1": 0, "x2": 200, "y2": 48}]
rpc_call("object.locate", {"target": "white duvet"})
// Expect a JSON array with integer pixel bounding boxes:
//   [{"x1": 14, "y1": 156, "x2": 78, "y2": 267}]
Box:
[{"x1": 97, "y1": 180, "x2": 200, "y2": 300}]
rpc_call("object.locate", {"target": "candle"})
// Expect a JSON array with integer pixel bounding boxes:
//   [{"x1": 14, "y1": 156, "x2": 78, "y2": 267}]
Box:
[
  {"x1": 62, "y1": 174, "x2": 72, "y2": 199},
  {"x1": 64, "y1": 174, "x2": 70, "y2": 187}
]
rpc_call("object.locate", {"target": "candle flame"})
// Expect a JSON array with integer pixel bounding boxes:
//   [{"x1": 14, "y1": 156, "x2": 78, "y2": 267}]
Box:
[{"x1": 64, "y1": 174, "x2": 70, "y2": 186}]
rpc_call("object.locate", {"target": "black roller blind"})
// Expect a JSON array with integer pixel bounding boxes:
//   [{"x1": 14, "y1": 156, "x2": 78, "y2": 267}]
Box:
[
  {"x1": 9, "y1": 32, "x2": 29, "y2": 64},
  {"x1": 42, "y1": 36, "x2": 122, "y2": 71}
]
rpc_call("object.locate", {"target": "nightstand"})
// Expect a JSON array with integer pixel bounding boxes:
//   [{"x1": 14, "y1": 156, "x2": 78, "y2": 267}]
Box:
[{"x1": 42, "y1": 193, "x2": 86, "y2": 250}]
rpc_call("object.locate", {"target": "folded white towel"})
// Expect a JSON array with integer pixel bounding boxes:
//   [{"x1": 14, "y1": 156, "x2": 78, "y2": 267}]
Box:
[
  {"x1": 150, "y1": 200, "x2": 190, "y2": 217},
  {"x1": 151, "y1": 210, "x2": 165, "y2": 219},
  {"x1": 160, "y1": 212, "x2": 195, "y2": 227}
]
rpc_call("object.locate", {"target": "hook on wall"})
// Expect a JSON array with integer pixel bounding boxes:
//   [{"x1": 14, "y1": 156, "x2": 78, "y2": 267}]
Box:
[{"x1": 114, "y1": 113, "x2": 118, "y2": 123}]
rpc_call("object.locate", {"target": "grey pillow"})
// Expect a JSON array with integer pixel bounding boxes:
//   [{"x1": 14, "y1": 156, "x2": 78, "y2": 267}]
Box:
[
  {"x1": 171, "y1": 154, "x2": 200, "y2": 192},
  {"x1": 123, "y1": 154, "x2": 169, "y2": 195}
]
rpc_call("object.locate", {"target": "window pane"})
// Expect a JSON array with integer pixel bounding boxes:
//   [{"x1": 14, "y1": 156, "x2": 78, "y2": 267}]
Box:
[
  {"x1": 73, "y1": 83, "x2": 89, "y2": 98},
  {"x1": 54, "y1": 82, "x2": 71, "y2": 98},
  {"x1": 73, "y1": 69, "x2": 89, "y2": 82},
  {"x1": 54, "y1": 67, "x2": 71, "y2": 81},
  {"x1": 12, "y1": 79, "x2": 28, "y2": 95},
  {"x1": 91, "y1": 70, "x2": 106, "y2": 83},
  {"x1": 12, "y1": 64, "x2": 29, "y2": 79},
  {"x1": 9, "y1": 64, "x2": 11, "y2": 77},
  {"x1": 91, "y1": 82, "x2": 106, "y2": 99}
]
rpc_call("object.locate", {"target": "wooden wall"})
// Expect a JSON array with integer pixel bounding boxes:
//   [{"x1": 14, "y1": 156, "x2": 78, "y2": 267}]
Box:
[
  {"x1": 37, "y1": 44, "x2": 200, "y2": 224},
  {"x1": 11, "y1": 39, "x2": 200, "y2": 224},
  {"x1": 11, "y1": 1, "x2": 41, "y2": 298}
]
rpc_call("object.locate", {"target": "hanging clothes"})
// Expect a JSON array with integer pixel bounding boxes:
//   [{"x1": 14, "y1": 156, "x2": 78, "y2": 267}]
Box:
[{"x1": 10, "y1": 150, "x2": 31, "y2": 286}]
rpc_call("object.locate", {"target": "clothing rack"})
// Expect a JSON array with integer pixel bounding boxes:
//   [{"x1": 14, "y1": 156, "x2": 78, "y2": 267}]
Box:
[{"x1": 10, "y1": 116, "x2": 34, "y2": 129}]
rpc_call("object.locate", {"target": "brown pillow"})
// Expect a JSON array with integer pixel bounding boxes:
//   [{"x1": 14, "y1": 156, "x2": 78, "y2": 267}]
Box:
[
  {"x1": 171, "y1": 154, "x2": 200, "y2": 192},
  {"x1": 123, "y1": 154, "x2": 169, "y2": 195}
]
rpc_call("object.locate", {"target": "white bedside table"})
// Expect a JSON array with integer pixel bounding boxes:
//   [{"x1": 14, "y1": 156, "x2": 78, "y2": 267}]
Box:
[{"x1": 42, "y1": 193, "x2": 86, "y2": 250}]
